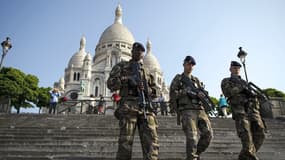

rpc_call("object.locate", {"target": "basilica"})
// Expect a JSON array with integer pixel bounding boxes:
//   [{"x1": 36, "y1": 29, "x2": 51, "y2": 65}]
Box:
[{"x1": 54, "y1": 5, "x2": 169, "y2": 109}]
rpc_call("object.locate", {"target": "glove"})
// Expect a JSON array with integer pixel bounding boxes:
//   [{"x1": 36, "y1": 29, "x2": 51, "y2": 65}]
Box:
[
  {"x1": 242, "y1": 88, "x2": 256, "y2": 97},
  {"x1": 185, "y1": 87, "x2": 198, "y2": 98}
]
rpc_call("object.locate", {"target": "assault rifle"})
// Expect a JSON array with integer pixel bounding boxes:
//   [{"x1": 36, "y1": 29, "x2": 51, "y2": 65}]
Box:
[
  {"x1": 229, "y1": 77, "x2": 271, "y2": 129},
  {"x1": 180, "y1": 75, "x2": 216, "y2": 115},
  {"x1": 129, "y1": 62, "x2": 153, "y2": 123},
  {"x1": 248, "y1": 82, "x2": 270, "y2": 103},
  {"x1": 230, "y1": 77, "x2": 269, "y2": 103}
]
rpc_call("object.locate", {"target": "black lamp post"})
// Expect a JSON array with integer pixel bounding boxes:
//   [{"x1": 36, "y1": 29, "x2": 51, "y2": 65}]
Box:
[
  {"x1": 237, "y1": 47, "x2": 248, "y2": 83},
  {"x1": 0, "y1": 37, "x2": 12, "y2": 70}
]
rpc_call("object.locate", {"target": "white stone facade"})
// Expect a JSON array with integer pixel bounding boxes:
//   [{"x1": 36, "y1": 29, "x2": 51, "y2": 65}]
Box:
[{"x1": 56, "y1": 5, "x2": 169, "y2": 108}]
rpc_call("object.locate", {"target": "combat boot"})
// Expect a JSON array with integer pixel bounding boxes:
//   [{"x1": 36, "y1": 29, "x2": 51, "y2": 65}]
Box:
[
  {"x1": 185, "y1": 157, "x2": 199, "y2": 160},
  {"x1": 238, "y1": 154, "x2": 259, "y2": 160}
]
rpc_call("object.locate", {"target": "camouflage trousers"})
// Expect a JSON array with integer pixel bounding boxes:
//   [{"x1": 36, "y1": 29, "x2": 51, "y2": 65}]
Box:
[
  {"x1": 181, "y1": 109, "x2": 213, "y2": 160},
  {"x1": 234, "y1": 113, "x2": 265, "y2": 160},
  {"x1": 230, "y1": 97, "x2": 266, "y2": 160},
  {"x1": 116, "y1": 101, "x2": 159, "y2": 160}
]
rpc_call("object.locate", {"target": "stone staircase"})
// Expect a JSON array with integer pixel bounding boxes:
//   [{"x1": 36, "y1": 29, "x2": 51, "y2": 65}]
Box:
[{"x1": 0, "y1": 114, "x2": 285, "y2": 160}]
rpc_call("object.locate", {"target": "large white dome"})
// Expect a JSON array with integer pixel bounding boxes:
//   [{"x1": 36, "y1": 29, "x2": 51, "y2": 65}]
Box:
[
  {"x1": 98, "y1": 4, "x2": 134, "y2": 45},
  {"x1": 98, "y1": 23, "x2": 135, "y2": 44}
]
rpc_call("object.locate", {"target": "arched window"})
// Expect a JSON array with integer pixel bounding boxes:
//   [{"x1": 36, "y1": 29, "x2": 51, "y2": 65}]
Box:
[
  {"x1": 77, "y1": 73, "x2": 80, "y2": 81},
  {"x1": 73, "y1": 72, "x2": 76, "y2": 81},
  {"x1": 111, "y1": 55, "x2": 117, "y2": 67},
  {"x1": 94, "y1": 78, "x2": 100, "y2": 97},
  {"x1": 95, "y1": 87, "x2": 99, "y2": 97},
  {"x1": 65, "y1": 74, "x2": 70, "y2": 82},
  {"x1": 111, "y1": 51, "x2": 118, "y2": 67},
  {"x1": 157, "y1": 77, "x2": 162, "y2": 85}
]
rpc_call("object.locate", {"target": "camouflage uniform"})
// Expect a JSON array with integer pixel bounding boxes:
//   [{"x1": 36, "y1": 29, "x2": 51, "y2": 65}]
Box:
[
  {"x1": 221, "y1": 74, "x2": 265, "y2": 160},
  {"x1": 107, "y1": 59, "x2": 159, "y2": 160},
  {"x1": 170, "y1": 73, "x2": 213, "y2": 160}
]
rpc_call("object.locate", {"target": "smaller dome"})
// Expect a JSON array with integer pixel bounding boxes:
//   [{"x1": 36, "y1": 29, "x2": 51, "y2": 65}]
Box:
[
  {"x1": 68, "y1": 50, "x2": 87, "y2": 68},
  {"x1": 59, "y1": 77, "x2": 65, "y2": 90},
  {"x1": 143, "y1": 39, "x2": 161, "y2": 71},
  {"x1": 68, "y1": 36, "x2": 88, "y2": 68},
  {"x1": 80, "y1": 36, "x2": 86, "y2": 50},
  {"x1": 59, "y1": 77, "x2": 65, "y2": 83},
  {"x1": 84, "y1": 53, "x2": 92, "y2": 61}
]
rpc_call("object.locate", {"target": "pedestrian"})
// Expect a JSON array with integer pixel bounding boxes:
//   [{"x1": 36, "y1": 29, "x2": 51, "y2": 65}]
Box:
[
  {"x1": 107, "y1": 42, "x2": 159, "y2": 160},
  {"x1": 97, "y1": 95, "x2": 105, "y2": 115},
  {"x1": 221, "y1": 61, "x2": 265, "y2": 160},
  {"x1": 169, "y1": 55, "x2": 213, "y2": 160},
  {"x1": 158, "y1": 94, "x2": 168, "y2": 116},
  {"x1": 111, "y1": 91, "x2": 121, "y2": 109},
  {"x1": 87, "y1": 94, "x2": 96, "y2": 114},
  {"x1": 49, "y1": 88, "x2": 60, "y2": 114},
  {"x1": 218, "y1": 94, "x2": 228, "y2": 118}
]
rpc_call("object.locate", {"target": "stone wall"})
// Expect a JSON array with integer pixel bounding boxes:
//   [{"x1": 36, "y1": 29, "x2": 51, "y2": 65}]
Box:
[
  {"x1": 0, "y1": 96, "x2": 11, "y2": 113},
  {"x1": 269, "y1": 97, "x2": 285, "y2": 118}
]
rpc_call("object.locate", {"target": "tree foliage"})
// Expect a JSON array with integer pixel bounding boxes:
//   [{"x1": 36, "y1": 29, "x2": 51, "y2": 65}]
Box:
[
  {"x1": 0, "y1": 67, "x2": 39, "y2": 113},
  {"x1": 210, "y1": 96, "x2": 218, "y2": 106},
  {"x1": 37, "y1": 87, "x2": 52, "y2": 110},
  {"x1": 263, "y1": 88, "x2": 285, "y2": 99}
]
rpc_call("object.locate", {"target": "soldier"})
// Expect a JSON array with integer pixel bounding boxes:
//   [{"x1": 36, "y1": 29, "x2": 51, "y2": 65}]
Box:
[
  {"x1": 221, "y1": 61, "x2": 265, "y2": 160},
  {"x1": 169, "y1": 56, "x2": 213, "y2": 160},
  {"x1": 107, "y1": 42, "x2": 159, "y2": 160}
]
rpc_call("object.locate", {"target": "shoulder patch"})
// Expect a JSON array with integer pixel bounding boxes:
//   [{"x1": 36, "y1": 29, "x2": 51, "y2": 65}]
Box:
[{"x1": 174, "y1": 74, "x2": 182, "y2": 81}]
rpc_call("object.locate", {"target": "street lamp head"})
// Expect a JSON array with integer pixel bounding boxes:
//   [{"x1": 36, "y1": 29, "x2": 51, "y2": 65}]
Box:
[
  {"x1": 1, "y1": 37, "x2": 12, "y2": 52},
  {"x1": 0, "y1": 37, "x2": 12, "y2": 70},
  {"x1": 237, "y1": 47, "x2": 247, "y2": 64}
]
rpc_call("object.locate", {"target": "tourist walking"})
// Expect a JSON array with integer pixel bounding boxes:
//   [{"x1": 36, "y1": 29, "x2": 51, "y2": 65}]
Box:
[
  {"x1": 218, "y1": 94, "x2": 229, "y2": 118},
  {"x1": 49, "y1": 88, "x2": 60, "y2": 114}
]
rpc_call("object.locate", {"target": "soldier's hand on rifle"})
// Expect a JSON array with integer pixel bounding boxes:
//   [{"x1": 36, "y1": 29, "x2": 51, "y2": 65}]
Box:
[
  {"x1": 138, "y1": 81, "x2": 144, "y2": 90},
  {"x1": 121, "y1": 76, "x2": 128, "y2": 82},
  {"x1": 197, "y1": 91, "x2": 206, "y2": 99},
  {"x1": 185, "y1": 87, "x2": 198, "y2": 98},
  {"x1": 242, "y1": 88, "x2": 255, "y2": 97}
]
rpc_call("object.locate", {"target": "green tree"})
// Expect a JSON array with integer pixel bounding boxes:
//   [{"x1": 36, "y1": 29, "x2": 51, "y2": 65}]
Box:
[
  {"x1": 210, "y1": 96, "x2": 224, "y2": 116},
  {"x1": 263, "y1": 88, "x2": 285, "y2": 99},
  {"x1": 0, "y1": 67, "x2": 39, "y2": 113},
  {"x1": 36, "y1": 87, "x2": 52, "y2": 113},
  {"x1": 210, "y1": 96, "x2": 218, "y2": 106}
]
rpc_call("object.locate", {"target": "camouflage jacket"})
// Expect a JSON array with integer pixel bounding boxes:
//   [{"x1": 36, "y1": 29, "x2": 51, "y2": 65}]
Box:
[
  {"x1": 169, "y1": 73, "x2": 204, "y2": 112},
  {"x1": 221, "y1": 75, "x2": 248, "y2": 105},
  {"x1": 221, "y1": 75, "x2": 261, "y2": 116},
  {"x1": 107, "y1": 59, "x2": 159, "y2": 99}
]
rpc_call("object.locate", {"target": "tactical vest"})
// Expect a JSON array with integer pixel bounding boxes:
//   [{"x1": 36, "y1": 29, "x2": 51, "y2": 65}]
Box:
[
  {"x1": 176, "y1": 74, "x2": 203, "y2": 111},
  {"x1": 119, "y1": 61, "x2": 148, "y2": 98},
  {"x1": 221, "y1": 76, "x2": 248, "y2": 105}
]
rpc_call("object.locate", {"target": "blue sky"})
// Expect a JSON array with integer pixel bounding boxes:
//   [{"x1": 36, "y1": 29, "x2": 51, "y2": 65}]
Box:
[{"x1": 1, "y1": 0, "x2": 285, "y2": 105}]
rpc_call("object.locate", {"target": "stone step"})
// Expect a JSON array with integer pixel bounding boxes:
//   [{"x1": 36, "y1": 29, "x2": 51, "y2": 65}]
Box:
[
  {"x1": 0, "y1": 114, "x2": 284, "y2": 128},
  {"x1": 0, "y1": 137, "x2": 284, "y2": 144},
  {"x1": 1, "y1": 114, "x2": 285, "y2": 160},
  {"x1": 0, "y1": 126, "x2": 284, "y2": 134},
  {"x1": 1, "y1": 150, "x2": 283, "y2": 160},
  {"x1": 0, "y1": 143, "x2": 283, "y2": 152},
  {"x1": 0, "y1": 142, "x2": 261, "y2": 149}
]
